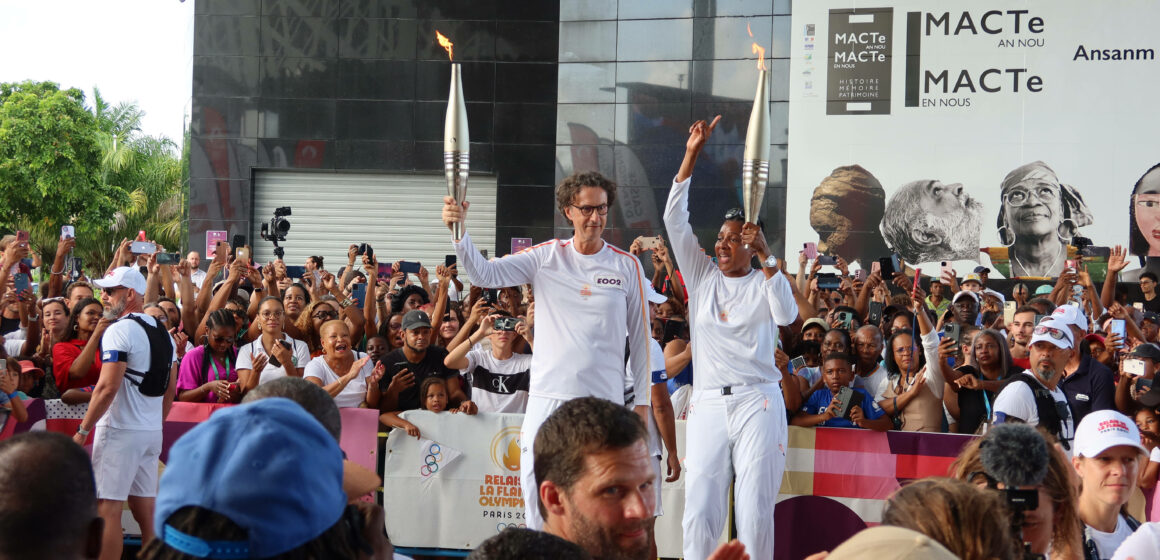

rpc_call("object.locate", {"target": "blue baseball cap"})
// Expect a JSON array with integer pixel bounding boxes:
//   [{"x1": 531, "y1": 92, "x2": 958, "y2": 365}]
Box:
[{"x1": 155, "y1": 398, "x2": 346, "y2": 558}]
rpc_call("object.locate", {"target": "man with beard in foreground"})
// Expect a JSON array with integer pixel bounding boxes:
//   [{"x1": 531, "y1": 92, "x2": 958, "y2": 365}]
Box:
[
  {"x1": 535, "y1": 397, "x2": 748, "y2": 560},
  {"x1": 72, "y1": 267, "x2": 178, "y2": 560},
  {"x1": 880, "y1": 179, "x2": 984, "y2": 265}
]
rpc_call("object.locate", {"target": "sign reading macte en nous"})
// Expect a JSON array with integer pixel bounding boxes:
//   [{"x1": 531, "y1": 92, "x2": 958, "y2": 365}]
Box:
[{"x1": 788, "y1": 0, "x2": 1159, "y2": 280}]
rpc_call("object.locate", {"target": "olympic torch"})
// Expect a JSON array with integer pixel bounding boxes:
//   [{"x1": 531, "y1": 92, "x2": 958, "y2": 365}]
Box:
[
  {"x1": 742, "y1": 69, "x2": 770, "y2": 227},
  {"x1": 742, "y1": 26, "x2": 771, "y2": 247},
  {"x1": 439, "y1": 31, "x2": 470, "y2": 241}
]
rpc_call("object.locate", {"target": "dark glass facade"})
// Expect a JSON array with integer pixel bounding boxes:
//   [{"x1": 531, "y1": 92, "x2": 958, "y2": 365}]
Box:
[{"x1": 190, "y1": 0, "x2": 791, "y2": 257}]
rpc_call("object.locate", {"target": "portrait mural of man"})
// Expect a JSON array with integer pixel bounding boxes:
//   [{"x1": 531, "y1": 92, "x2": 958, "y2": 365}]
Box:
[
  {"x1": 808, "y1": 165, "x2": 891, "y2": 267},
  {"x1": 880, "y1": 179, "x2": 984, "y2": 265}
]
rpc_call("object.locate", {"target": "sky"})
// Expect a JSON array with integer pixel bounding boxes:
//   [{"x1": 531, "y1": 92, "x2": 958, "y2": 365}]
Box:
[{"x1": 0, "y1": 0, "x2": 195, "y2": 147}]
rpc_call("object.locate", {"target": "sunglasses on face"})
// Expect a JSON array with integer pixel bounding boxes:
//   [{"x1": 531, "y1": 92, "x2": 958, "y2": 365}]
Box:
[
  {"x1": 313, "y1": 310, "x2": 339, "y2": 320},
  {"x1": 1034, "y1": 325, "x2": 1067, "y2": 340}
]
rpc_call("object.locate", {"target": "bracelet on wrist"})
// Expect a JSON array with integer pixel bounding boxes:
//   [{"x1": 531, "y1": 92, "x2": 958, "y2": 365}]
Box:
[{"x1": 76, "y1": 425, "x2": 90, "y2": 436}]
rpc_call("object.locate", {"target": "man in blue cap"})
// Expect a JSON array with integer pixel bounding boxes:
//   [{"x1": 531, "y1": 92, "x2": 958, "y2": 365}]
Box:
[{"x1": 145, "y1": 397, "x2": 390, "y2": 559}]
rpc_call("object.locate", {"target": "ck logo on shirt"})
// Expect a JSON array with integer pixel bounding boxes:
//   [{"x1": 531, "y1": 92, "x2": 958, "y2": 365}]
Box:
[{"x1": 593, "y1": 273, "x2": 623, "y2": 287}]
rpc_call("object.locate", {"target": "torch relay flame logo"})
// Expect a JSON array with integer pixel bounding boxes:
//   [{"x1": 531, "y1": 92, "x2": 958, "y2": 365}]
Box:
[
  {"x1": 436, "y1": 30, "x2": 454, "y2": 61},
  {"x1": 490, "y1": 426, "x2": 521, "y2": 472}
]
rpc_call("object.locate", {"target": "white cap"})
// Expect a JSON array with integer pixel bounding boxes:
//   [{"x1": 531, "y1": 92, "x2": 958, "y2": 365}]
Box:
[
  {"x1": 1050, "y1": 303, "x2": 1089, "y2": 331},
  {"x1": 952, "y1": 290, "x2": 979, "y2": 304},
  {"x1": 982, "y1": 288, "x2": 1006, "y2": 304},
  {"x1": 645, "y1": 284, "x2": 668, "y2": 305},
  {"x1": 1029, "y1": 318, "x2": 1074, "y2": 350},
  {"x1": 93, "y1": 266, "x2": 147, "y2": 296},
  {"x1": 1074, "y1": 409, "x2": 1147, "y2": 458},
  {"x1": 962, "y1": 272, "x2": 983, "y2": 285}
]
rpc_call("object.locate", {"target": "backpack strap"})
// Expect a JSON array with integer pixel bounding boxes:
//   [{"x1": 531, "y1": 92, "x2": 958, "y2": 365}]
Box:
[{"x1": 1000, "y1": 374, "x2": 1067, "y2": 447}]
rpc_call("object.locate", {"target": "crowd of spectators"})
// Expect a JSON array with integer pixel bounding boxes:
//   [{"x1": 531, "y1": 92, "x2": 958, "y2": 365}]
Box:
[{"x1": 7, "y1": 170, "x2": 1160, "y2": 558}]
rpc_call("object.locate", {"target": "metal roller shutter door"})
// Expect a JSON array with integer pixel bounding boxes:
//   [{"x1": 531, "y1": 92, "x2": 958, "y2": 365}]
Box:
[{"x1": 251, "y1": 170, "x2": 496, "y2": 285}]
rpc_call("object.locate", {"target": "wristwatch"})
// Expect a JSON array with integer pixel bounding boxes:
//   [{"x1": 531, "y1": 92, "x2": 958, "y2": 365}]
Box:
[{"x1": 763, "y1": 255, "x2": 779, "y2": 269}]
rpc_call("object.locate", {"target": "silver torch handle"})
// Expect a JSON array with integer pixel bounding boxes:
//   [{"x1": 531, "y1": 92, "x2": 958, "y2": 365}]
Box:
[{"x1": 444, "y1": 63, "x2": 470, "y2": 241}]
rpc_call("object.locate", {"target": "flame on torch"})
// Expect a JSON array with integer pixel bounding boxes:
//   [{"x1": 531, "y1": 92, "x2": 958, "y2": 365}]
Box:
[
  {"x1": 436, "y1": 30, "x2": 454, "y2": 61},
  {"x1": 747, "y1": 22, "x2": 767, "y2": 71}
]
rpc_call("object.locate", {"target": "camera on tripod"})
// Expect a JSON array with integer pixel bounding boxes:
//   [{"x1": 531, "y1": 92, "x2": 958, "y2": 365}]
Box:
[{"x1": 260, "y1": 207, "x2": 292, "y2": 259}]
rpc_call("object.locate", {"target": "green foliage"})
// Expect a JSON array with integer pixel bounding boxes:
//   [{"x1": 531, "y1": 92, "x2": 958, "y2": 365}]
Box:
[
  {"x1": 0, "y1": 81, "x2": 185, "y2": 278},
  {"x1": 0, "y1": 81, "x2": 124, "y2": 242}
]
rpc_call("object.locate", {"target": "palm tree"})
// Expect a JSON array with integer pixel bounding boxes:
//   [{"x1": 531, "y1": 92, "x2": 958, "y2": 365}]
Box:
[{"x1": 63, "y1": 92, "x2": 185, "y2": 278}]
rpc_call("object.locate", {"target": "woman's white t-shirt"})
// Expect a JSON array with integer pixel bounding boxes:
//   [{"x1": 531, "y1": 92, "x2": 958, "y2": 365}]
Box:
[
  {"x1": 236, "y1": 334, "x2": 311, "y2": 386},
  {"x1": 304, "y1": 351, "x2": 374, "y2": 408}
]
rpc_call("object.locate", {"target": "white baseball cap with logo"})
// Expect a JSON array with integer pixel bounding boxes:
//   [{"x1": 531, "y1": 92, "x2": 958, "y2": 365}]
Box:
[
  {"x1": 1050, "y1": 303, "x2": 1089, "y2": 331},
  {"x1": 1073, "y1": 409, "x2": 1147, "y2": 458},
  {"x1": 93, "y1": 266, "x2": 148, "y2": 296},
  {"x1": 1029, "y1": 318, "x2": 1074, "y2": 350}
]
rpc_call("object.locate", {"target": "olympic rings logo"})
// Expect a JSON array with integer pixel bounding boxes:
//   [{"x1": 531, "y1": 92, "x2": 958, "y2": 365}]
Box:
[
  {"x1": 496, "y1": 523, "x2": 526, "y2": 532},
  {"x1": 420, "y1": 442, "x2": 443, "y2": 476}
]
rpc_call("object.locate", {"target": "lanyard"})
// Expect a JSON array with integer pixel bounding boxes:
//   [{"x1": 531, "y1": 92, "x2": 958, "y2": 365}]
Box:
[{"x1": 209, "y1": 354, "x2": 231, "y2": 382}]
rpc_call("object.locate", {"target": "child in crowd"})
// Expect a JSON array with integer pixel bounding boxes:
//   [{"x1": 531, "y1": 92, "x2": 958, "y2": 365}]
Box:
[
  {"x1": 380, "y1": 377, "x2": 451, "y2": 439},
  {"x1": 1136, "y1": 406, "x2": 1160, "y2": 521},
  {"x1": 0, "y1": 357, "x2": 28, "y2": 426},
  {"x1": 792, "y1": 352, "x2": 891, "y2": 431}
]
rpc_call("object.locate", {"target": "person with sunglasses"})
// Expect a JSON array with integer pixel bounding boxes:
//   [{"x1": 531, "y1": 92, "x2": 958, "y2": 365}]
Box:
[
  {"x1": 236, "y1": 297, "x2": 310, "y2": 393},
  {"x1": 992, "y1": 318, "x2": 1078, "y2": 452},
  {"x1": 442, "y1": 168, "x2": 653, "y2": 531},
  {"x1": 176, "y1": 309, "x2": 240, "y2": 403},
  {"x1": 664, "y1": 116, "x2": 800, "y2": 560},
  {"x1": 52, "y1": 297, "x2": 107, "y2": 392}
]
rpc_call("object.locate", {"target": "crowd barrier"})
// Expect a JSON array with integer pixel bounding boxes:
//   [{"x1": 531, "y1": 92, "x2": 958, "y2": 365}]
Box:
[
  {"x1": 382, "y1": 411, "x2": 975, "y2": 559},
  {"x1": 2, "y1": 401, "x2": 973, "y2": 559}
]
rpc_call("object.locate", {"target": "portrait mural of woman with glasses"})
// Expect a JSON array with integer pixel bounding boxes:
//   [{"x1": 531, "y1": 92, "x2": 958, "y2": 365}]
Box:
[{"x1": 995, "y1": 161, "x2": 1093, "y2": 278}]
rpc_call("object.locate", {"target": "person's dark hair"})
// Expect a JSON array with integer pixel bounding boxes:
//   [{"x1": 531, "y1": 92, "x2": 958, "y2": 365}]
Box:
[
  {"x1": 556, "y1": 171, "x2": 617, "y2": 215},
  {"x1": 884, "y1": 328, "x2": 926, "y2": 375},
  {"x1": 437, "y1": 305, "x2": 467, "y2": 346},
  {"x1": 139, "y1": 505, "x2": 366, "y2": 560},
  {"x1": 1026, "y1": 297, "x2": 1056, "y2": 316},
  {"x1": 821, "y1": 351, "x2": 855, "y2": 366},
  {"x1": 534, "y1": 397, "x2": 646, "y2": 518},
  {"x1": 882, "y1": 477, "x2": 1019, "y2": 560},
  {"x1": 467, "y1": 527, "x2": 591, "y2": 560},
  {"x1": 970, "y1": 328, "x2": 1015, "y2": 375},
  {"x1": 791, "y1": 339, "x2": 822, "y2": 359},
  {"x1": 1129, "y1": 163, "x2": 1160, "y2": 260},
  {"x1": 419, "y1": 377, "x2": 448, "y2": 410},
  {"x1": 242, "y1": 377, "x2": 342, "y2": 441},
  {"x1": 377, "y1": 311, "x2": 406, "y2": 347},
  {"x1": 308, "y1": 255, "x2": 324, "y2": 269},
  {"x1": 198, "y1": 309, "x2": 240, "y2": 386},
  {"x1": 1014, "y1": 305, "x2": 1040, "y2": 318},
  {"x1": 391, "y1": 284, "x2": 429, "y2": 315},
  {"x1": 65, "y1": 281, "x2": 94, "y2": 300},
  {"x1": 822, "y1": 327, "x2": 851, "y2": 352},
  {"x1": 65, "y1": 297, "x2": 103, "y2": 339},
  {"x1": 158, "y1": 296, "x2": 178, "y2": 307},
  {"x1": 283, "y1": 283, "x2": 311, "y2": 309},
  {"x1": 0, "y1": 432, "x2": 99, "y2": 560},
  {"x1": 1142, "y1": 271, "x2": 1159, "y2": 283},
  {"x1": 41, "y1": 297, "x2": 69, "y2": 318},
  {"x1": 723, "y1": 207, "x2": 765, "y2": 231}
]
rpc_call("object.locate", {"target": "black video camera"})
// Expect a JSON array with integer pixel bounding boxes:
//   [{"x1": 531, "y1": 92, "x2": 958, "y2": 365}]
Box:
[{"x1": 260, "y1": 207, "x2": 292, "y2": 243}]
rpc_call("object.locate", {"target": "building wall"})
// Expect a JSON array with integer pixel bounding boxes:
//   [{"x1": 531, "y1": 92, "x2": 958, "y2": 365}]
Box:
[{"x1": 189, "y1": 0, "x2": 792, "y2": 259}]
